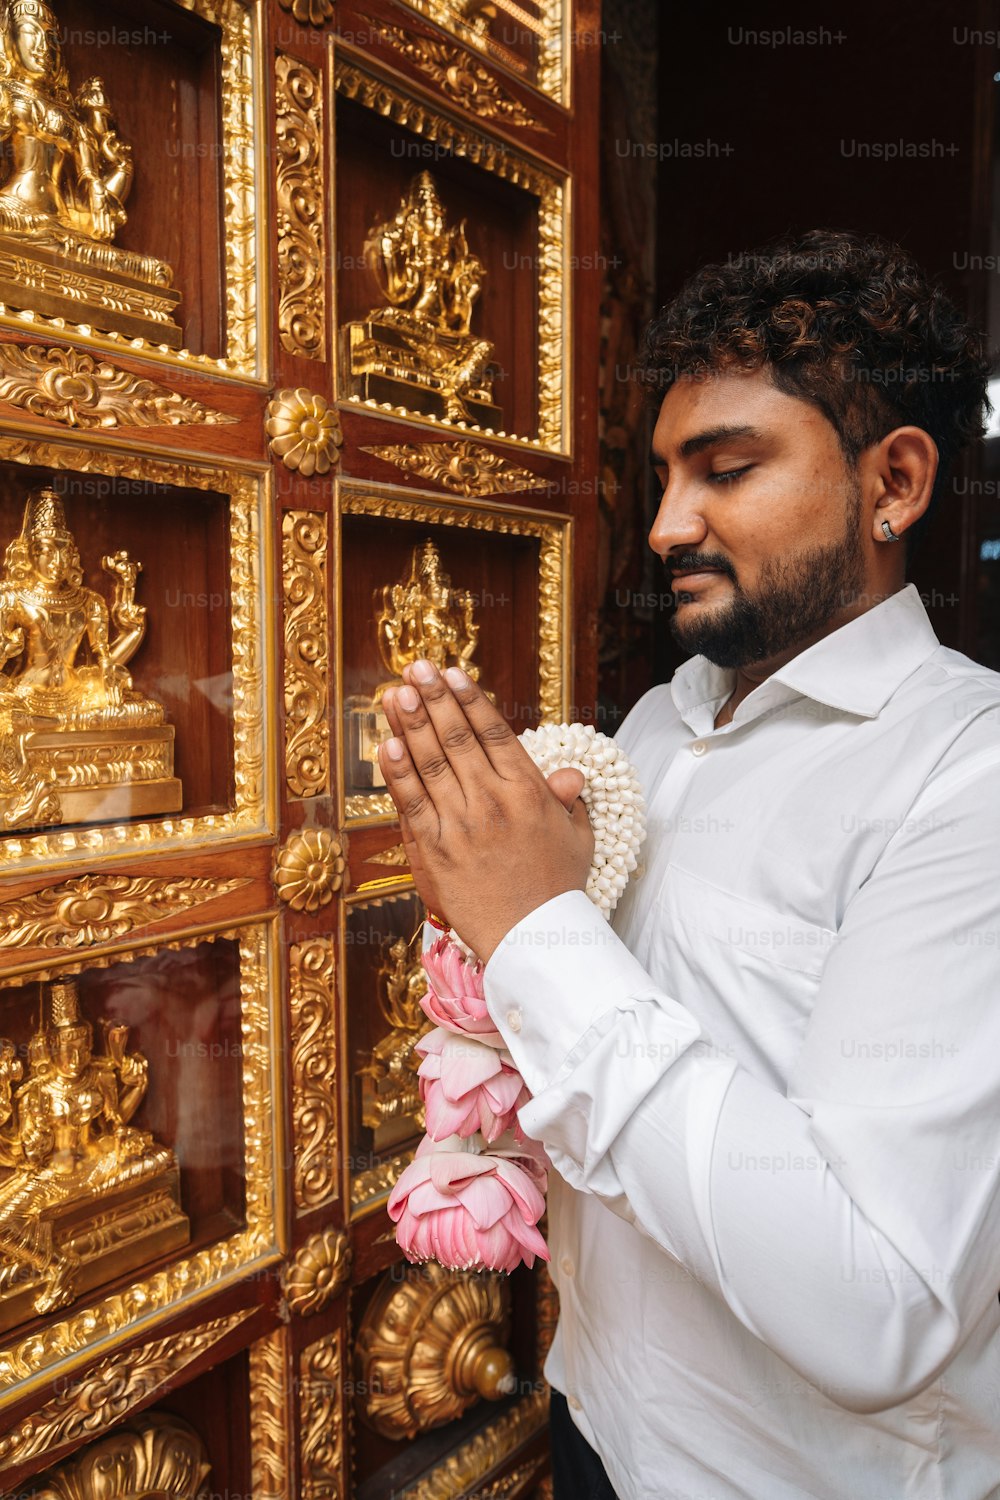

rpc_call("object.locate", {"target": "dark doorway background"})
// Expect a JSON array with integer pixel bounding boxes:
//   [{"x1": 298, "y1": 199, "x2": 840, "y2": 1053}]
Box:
[{"x1": 598, "y1": 0, "x2": 1000, "y2": 719}]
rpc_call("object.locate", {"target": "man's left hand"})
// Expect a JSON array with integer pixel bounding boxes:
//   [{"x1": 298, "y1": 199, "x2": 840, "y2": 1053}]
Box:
[{"x1": 377, "y1": 660, "x2": 594, "y2": 963}]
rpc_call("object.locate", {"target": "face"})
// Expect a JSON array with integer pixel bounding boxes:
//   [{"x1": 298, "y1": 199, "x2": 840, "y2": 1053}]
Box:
[
  {"x1": 53, "y1": 1030, "x2": 91, "y2": 1078},
  {"x1": 15, "y1": 20, "x2": 51, "y2": 76},
  {"x1": 30, "y1": 534, "x2": 70, "y2": 586},
  {"x1": 648, "y1": 368, "x2": 869, "y2": 669}
]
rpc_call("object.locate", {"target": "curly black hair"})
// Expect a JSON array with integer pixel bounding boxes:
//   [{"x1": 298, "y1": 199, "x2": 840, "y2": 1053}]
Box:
[{"x1": 639, "y1": 230, "x2": 991, "y2": 546}]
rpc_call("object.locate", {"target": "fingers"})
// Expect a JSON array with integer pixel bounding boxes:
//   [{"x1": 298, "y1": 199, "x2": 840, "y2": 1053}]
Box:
[
  {"x1": 387, "y1": 661, "x2": 492, "y2": 800},
  {"x1": 546, "y1": 767, "x2": 585, "y2": 812},
  {"x1": 411, "y1": 662, "x2": 537, "y2": 783},
  {"x1": 376, "y1": 724, "x2": 439, "y2": 837}
]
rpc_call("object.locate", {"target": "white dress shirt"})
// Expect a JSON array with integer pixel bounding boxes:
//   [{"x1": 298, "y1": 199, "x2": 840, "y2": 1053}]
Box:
[{"x1": 483, "y1": 584, "x2": 1000, "y2": 1500}]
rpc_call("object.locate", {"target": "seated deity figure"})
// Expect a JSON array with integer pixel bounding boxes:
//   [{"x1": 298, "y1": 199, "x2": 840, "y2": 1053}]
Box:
[
  {"x1": 0, "y1": 487, "x2": 181, "y2": 830},
  {"x1": 0, "y1": 489, "x2": 162, "y2": 727},
  {"x1": 0, "y1": 0, "x2": 133, "y2": 241},
  {"x1": 0, "y1": 978, "x2": 187, "y2": 1323}
]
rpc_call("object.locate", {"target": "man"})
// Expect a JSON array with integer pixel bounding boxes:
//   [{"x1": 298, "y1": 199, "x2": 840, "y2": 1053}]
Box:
[{"x1": 377, "y1": 231, "x2": 1000, "y2": 1499}]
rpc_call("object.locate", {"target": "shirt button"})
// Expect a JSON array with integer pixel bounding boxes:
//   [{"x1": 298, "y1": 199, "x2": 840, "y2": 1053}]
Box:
[
  {"x1": 505, "y1": 1008, "x2": 522, "y2": 1033},
  {"x1": 568, "y1": 1394, "x2": 582, "y2": 1412},
  {"x1": 691, "y1": 740, "x2": 707, "y2": 756},
  {"x1": 560, "y1": 1256, "x2": 575, "y2": 1277}
]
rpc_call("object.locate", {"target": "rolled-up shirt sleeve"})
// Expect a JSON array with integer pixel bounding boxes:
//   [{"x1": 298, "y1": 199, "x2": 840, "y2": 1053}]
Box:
[{"x1": 482, "y1": 737, "x2": 1000, "y2": 1414}]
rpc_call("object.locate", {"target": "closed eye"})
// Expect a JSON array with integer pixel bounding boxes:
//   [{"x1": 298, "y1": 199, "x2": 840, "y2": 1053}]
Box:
[{"x1": 709, "y1": 466, "x2": 753, "y2": 485}]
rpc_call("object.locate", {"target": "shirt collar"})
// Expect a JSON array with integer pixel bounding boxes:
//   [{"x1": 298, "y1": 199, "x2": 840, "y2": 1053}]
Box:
[{"x1": 671, "y1": 583, "x2": 940, "y2": 727}]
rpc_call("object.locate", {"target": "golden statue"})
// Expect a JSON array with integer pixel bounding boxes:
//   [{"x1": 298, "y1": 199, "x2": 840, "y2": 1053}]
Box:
[
  {"x1": 346, "y1": 539, "x2": 483, "y2": 792},
  {"x1": 0, "y1": 978, "x2": 189, "y2": 1330},
  {"x1": 342, "y1": 171, "x2": 500, "y2": 427},
  {"x1": 0, "y1": 487, "x2": 182, "y2": 830},
  {"x1": 0, "y1": 0, "x2": 182, "y2": 344},
  {"x1": 360, "y1": 933, "x2": 431, "y2": 1153}
]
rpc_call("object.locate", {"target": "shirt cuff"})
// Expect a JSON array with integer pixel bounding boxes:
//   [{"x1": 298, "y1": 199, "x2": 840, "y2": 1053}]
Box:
[{"x1": 482, "y1": 889, "x2": 679, "y2": 1093}]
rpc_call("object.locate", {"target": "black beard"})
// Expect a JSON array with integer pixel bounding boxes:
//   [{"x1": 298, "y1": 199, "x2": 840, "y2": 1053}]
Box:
[{"x1": 669, "y1": 519, "x2": 866, "y2": 671}]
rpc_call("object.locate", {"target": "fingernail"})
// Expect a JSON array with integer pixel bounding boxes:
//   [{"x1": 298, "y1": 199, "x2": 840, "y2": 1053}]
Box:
[
  {"x1": 444, "y1": 666, "x2": 468, "y2": 689},
  {"x1": 411, "y1": 659, "x2": 436, "y2": 683},
  {"x1": 399, "y1": 685, "x2": 420, "y2": 711},
  {"x1": 384, "y1": 737, "x2": 405, "y2": 760}
]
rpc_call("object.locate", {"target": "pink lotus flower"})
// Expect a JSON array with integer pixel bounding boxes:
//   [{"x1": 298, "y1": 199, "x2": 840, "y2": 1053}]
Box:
[
  {"x1": 388, "y1": 1135, "x2": 550, "y2": 1272},
  {"x1": 420, "y1": 935, "x2": 504, "y2": 1046},
  {"x1": 417, "y1": 1028, "x2": 530, "y2": 1143}
]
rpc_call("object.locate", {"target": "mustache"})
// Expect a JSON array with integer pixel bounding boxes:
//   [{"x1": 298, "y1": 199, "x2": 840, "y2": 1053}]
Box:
[{"x1": 666, "y1": 552, "x2": 737, "y2": 582}]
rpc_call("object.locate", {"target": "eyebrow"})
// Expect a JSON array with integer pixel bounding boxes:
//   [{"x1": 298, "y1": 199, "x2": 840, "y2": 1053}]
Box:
[{"x1": 649, "y1": 424, "x2": 764, "y2": 467}]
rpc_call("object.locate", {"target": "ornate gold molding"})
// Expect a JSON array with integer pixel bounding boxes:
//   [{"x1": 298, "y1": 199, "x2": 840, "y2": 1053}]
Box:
[
  {"x1": 279, "y1": 0, "x2": 334, "y2": 22},
  {"x1": 407, "y1": 1390, "x2": 549, "y2": 1500},
  {"x1": 249, "y1": 1327, "x2": 293, "y2": 1500},
  {"x1": 0, "y1": 926, "x2": 277, "y2": 1403},
  {"x1": 0, "y1": 875, "x2": 250, "y2": 950},
  {"x1": 283, "y1": 512, "x2": 330, "y2": 800},
  {"x1": 356, "y1": 1262, "x2": 514, "y2": 1440},
  {"x1": 282, "y1": 1226, "x2": 352, "y2": 1316},
  {"x1": 361, "y1": 440, "x2": 549, "y2": 497},
  {"x1": 366, "y1": 18, "x2": 548, "y2": 131},
  {"x1": 0, "y1": 438, "x2": 269, "y2": 875},
  {"x1": 398, "y1": 0, "x2": 565, "y2": 104},
  {"x1": 0, "y1": 1309, "x2": 252, "y2": 1470},
  {"x1": 275, "y1": 828, "x2": 345, "y2": 912},
  {"x1": 267, "y1": 387, "x2": 342, "y2": 476},
  {"x1": 26, "y1": 1413, "x2": 211, "y2": 1499},
  {"x1": 301, "y1": 1329, "x2": 344, "y2": 1500},
  {"x1": 335, "y1": 58, "x2": 565, "y2": 450},
  {"x1": 276, "y1": 55, "x2": 325, "y2": 360},
  {"x1": 289, "y1": 936, "x2": 339, "y2": 1213},
  {"x1": 0, "y1": 344, "x2": 237, "y2": 429},
  {"x1": 350, "y1": 1147, "x2": 414, "y2": 1214}
]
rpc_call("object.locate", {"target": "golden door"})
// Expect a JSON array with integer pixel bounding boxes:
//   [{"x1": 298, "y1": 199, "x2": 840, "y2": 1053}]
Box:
[{"x1": 0, "y1": 0, "x2": 599, "y2": 1494}]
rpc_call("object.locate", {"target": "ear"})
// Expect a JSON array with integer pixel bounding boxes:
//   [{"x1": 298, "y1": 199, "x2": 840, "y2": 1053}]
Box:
[{"x1": 861, "y1": 426, "x2": 938, "y2": 545}]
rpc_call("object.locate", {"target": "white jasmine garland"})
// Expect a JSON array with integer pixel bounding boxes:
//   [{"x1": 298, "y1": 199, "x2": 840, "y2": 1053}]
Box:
[{"x1": 518, "y1": 722, "x2": 647, "y2": 916}]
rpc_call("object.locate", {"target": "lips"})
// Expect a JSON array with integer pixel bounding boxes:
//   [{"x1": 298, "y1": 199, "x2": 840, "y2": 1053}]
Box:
[{"x1": 670, "y1": 569, "x2": 724, "y2": 588}]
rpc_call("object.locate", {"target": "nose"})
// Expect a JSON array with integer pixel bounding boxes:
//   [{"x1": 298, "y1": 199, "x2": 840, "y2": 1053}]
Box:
[{"x1": 647, "y1": 478, "x2": 709, "y2": 562}]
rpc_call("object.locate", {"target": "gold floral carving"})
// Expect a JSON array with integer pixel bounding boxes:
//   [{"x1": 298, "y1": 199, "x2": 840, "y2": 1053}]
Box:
[
  {"x1": 300, "y1": 1330, "x2": 344, "y2": 1500},
  {"x1": 275, "y1": 828, "x2": 345, "y2": 912},
  {"x1": 249, "y1": 1328, "x2": 293, "y2": 1500},
  {"x1": 471, "y1": 1462, "x2": 547, "y2": 1500},
  {"x1": 399, "y1": 0, "x2": 565, "y2": 104},
  {"x1": 0, "y1": 927, "x2": 276, "y2": 1402},
  {"x1": 0, "y1": 439, "x2": 268, "y2": 875},
  {"x1": 279, "y1": 0, "x2": 334, "y2": 23},
  {"x1": 364, "y1": 842, "x2": 409, "y2": 867},
  {"x1": 26, "y1": 1413, "x2": 211, "y2": 1499},
  {"x1": 0, "y1": 344, "x2": 238, "y2": 429},
  {"x1": 335, "y1": 59, "x2": 565, "y2": 450},
  {"x1": 289, "y1": 937, "x2": 339, "y2": 1213},
  {"x1": 276, "y1": 55, "x2": 325, "y2": 361},
  {"x1": 356, "y1": 1261, "x2": 514, "y2": 1439},
  {"x1": 267, "y1": 388, "x2": 342, "y2": 476},
  {"x1": 361, "y1": 440, "x2": 549, "y2": 497},
  {"x1": 0, "y1": 1310, "x2": 252, "y2": 1470},
  {"x1": 283, "y1": 512, "x2": 330, "y2": 800},
  {"x1": 282, "y1": 1226, "x2": 352, "y2": 1316},
  {"x1": 366, "y1": 19, "x2": 548, "y2": 131},
  {"x1": 406, "y1": 1391, "x2": 549, "y2": 1500},
  {"x1": 0, "y1": 874, "x2": 250, "y2": 950}
]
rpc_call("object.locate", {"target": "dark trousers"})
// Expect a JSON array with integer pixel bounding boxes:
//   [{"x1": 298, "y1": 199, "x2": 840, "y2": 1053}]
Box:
[{"x1": 550, "y1": 1389, "x2": 619, "y2": 1500}]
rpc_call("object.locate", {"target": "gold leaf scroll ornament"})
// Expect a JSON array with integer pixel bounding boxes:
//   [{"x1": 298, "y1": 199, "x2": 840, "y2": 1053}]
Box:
[
  {"x1": 362, "y1": 438, "x2": 549, "y2": 497},
  {"x1": 27, "y1": 1414, "x2": 211, "y2": 1500},
  {"x1": 0, "y1": 874, "x2": 250, "y2": 950},
  {"x1": 278, "y1": 0, "x2": 334, "y2": 23},
  {"x1": 368, "y1": 20, "x2": 549, "y2": 131},
  {"x1": 0, "y1": 344, "x2": 235, "y2": 428}
]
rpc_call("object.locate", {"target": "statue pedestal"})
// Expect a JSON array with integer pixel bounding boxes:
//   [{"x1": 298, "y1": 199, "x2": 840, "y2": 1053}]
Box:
[
  {"x1": 0, "y1": 1156, "x2": 190, "y2": 1333},
  {"x1": 342, "y1": 318, "x2": 503, "y2": 428},
  {"x1": 345, "y1": 696, "x2": 390, "y2": 790},
  {"x1": 2, "y1": 724, "x2": 183, "y2": 830},
  {"x1": 0, "y1": 232, "x2": 183, "y2": 347}
]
